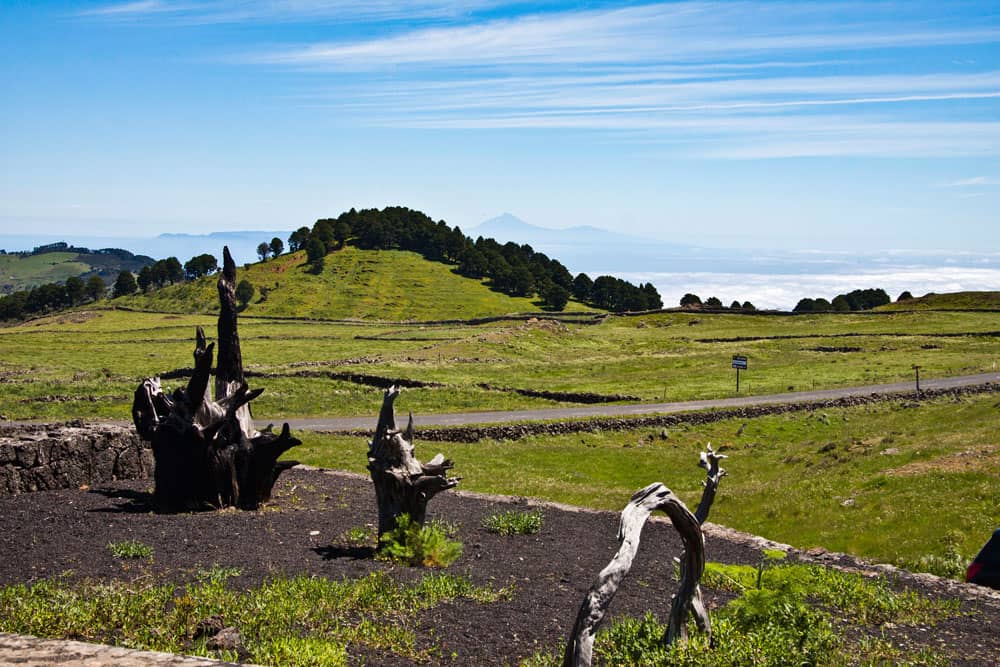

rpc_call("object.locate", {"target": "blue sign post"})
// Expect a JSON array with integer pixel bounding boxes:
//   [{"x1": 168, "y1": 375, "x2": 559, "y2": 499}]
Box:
[{"x1": 732, "y1": 355, "x2": 748, "y2": 392}]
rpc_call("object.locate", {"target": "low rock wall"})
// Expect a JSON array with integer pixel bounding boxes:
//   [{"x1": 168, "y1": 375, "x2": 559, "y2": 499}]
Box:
[{"x1": 0, "y1": 422, "x2": 151, "y2": 495}]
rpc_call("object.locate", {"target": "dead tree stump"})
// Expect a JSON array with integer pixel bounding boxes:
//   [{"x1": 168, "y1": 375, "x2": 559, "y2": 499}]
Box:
[
  {"x1": 563, "y1": 445, "x2": 727, "y2": 667},
  {"x1": 131, "y1": 247, "x2": 301, "y2": 511},
  {"x1": 368, "y1": 386, "x2": 459, "y2": 541}
]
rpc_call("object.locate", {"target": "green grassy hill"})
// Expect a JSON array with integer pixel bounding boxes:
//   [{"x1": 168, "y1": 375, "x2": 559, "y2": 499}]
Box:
[
  {"x1": 878, "y1": 291, "x2": 1000, "y2": 311},
  {"x1": 0, "y1": 252, "x2": 92, "y2": 293},
  {"x1": 118, "y1": 247, "x2": 589, "y2": 320},
  {"x1": 0, "y1": 248, "x2": 153, "y2": 294}
]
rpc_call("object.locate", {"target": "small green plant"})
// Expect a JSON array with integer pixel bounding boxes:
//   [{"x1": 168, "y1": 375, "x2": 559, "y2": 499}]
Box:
[
  {"x1": 378, "y1": 514, "x2": 463, "y2": 568},
  {"x1": 895, "y1": 531, "x2": 970, "y2": 580},
  {"x1": 107, "y1": 539, "x2": 153, "y2": 560},
  {"x1": 195, "y1": 565, "x2": 241, "y2": 584},
  {"x1": 756, "y1": 548, "x2": 787, "y2": 588},
  {"x1": 482, "y1": 509, "x2": 544, "y2": 536},
  {"x1": 340, "y1": 525, "x2": 375, "y2": 547}
]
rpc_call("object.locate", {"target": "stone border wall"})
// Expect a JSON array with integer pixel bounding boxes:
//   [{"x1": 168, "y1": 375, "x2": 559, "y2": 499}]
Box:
[{"x1": 0, "y1": 421, "x2": 152, "y2": 495}]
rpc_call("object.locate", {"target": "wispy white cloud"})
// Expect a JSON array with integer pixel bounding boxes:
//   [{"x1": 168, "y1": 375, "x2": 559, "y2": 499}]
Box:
[
  {"x1": 80, "y1": 0, "x2": 507, "y2": 23},
  {"x1": 940, "y1": 176, "x2": 1000, "y2": 187},
  {"x1": 82, "y1": 1, "x2": 1000, "y2": 161},
  {"x1": 249, "y1": 3, "x2": 1000, "y2": 68},
  {"x1": 79, "y1": 0, "x2": 178, "y2": 16}
]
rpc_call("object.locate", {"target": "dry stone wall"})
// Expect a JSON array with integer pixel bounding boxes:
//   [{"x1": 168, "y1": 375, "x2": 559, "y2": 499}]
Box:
[{"x1": 0, "y1": 421, "x2": 151, "y2": 495}]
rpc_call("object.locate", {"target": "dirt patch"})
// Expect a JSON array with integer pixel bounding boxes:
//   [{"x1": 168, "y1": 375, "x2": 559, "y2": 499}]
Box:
[
  {"x1": 521, "y1": 317, "x2": 570, "y2": 334},
  {"x1": 886, "y1": 445, "x2": 1000, "y2": 477},
  {"x1": 49, "y1": 311, "x2": 100, "y2": 325},
  {"x1": 0, "y1": 467, "x2": 997, "y2": 666}
]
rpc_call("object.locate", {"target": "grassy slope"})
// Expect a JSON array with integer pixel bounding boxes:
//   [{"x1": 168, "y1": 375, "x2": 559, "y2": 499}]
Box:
[
  {"x1": 879, "y1": 290, "x2": 1000, "y2": 311},
  {"x1": 116, "y1": 248, "x2": 562, "y2": 320},
  {"x1": 296, "y1": 392, "x2": 1000, "y2": 568},
  {"x1": 0, "y1": 252, "x2": 91, "y2": 292}
]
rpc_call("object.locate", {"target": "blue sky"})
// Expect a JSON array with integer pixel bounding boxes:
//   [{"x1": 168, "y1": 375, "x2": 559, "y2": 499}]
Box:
[{"x1": 2, "y1": 1, "x2": 999, "y2": 252}]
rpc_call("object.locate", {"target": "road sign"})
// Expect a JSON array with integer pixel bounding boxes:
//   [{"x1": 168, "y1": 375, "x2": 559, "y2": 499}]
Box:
[{"x1": 732, "y1": 355, "x2": 748, "y2": 370}]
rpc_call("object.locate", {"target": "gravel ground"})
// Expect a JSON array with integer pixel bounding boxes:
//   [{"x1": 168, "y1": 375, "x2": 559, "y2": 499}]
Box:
[{"x1": 1, "y1": 467, "x2": 998, "y2": 665}]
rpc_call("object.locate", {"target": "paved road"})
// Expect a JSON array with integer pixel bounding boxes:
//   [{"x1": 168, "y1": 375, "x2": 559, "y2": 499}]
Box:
[
  {"x1": 9, "y1": 372, "x2": 995, "y2": 433},
  {"x1": 280, "y1": 371, "x2": 1000, "y2": 432}
]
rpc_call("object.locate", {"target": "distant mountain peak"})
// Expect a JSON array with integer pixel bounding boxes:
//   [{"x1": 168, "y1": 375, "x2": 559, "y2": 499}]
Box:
[{"x1": 475, "y1": 213, "x2": 544, "y2": 232}]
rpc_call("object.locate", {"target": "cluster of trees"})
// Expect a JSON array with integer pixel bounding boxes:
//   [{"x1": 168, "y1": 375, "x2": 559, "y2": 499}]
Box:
[
  {"x1": 679, "y1": 294, "x2": 757, "y2": 311},
  {"x1": 572, "y1": 274, "x2": 662, "y2": 311},
  {"x1": 286, "y1": 207, "x2": 662, "y2": 312},
  {"x1": 0, "y1": 274, "x2": 107, "y2": 320},
  {"x1": 793, "y1": 288, "x2": 891, "y2": 313},
  {"x1": 256, "y1": 238, "x2": 285, "y2": 262},
  {"x1": 137, "y1": 257, "x2": 184, "y2": 292},
  {"x1": 183, "y1": 253, "x2": 218, "y2": 279}
]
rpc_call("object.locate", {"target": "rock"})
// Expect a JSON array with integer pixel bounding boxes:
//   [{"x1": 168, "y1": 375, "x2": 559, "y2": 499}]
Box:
[
  {"x1": 206, "y1": 627, "x2": 243, "y2": 652},
  {"x1": 194, "y1": 615, "x2": 225, "y2": 639}
]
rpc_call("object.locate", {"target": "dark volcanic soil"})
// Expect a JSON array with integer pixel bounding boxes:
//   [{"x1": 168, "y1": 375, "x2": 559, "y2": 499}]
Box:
[{"x1": 1, "y1": 467, "x2": 998, "y2": 666}]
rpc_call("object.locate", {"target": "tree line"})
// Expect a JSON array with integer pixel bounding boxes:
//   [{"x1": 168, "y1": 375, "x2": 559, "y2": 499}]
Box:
[
  {"x1": 0, "y1": 275, "x2": 107, "y2": 320},
  {"x1": 678, "y1": 294, "x2": 757, "y2": 311},
  {"x1": 793, "y1": 288, "x2": 896, "y2": 313},
  {"x1": 287, "y1": 207, "x2": 662, "y2": 312}
]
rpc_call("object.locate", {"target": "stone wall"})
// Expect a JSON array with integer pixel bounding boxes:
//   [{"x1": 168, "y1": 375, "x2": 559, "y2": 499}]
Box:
[{"x1": 0, "y1": 421, "x2": 152, "y2": 495}]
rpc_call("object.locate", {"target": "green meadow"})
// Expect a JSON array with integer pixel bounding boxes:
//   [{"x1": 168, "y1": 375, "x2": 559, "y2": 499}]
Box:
[
  {"x1": 1, "y1": 303, "x2": 998, "y2": 421},
  {"x1": 0, "y1": 252, "x2": 91, "y2": 293}
]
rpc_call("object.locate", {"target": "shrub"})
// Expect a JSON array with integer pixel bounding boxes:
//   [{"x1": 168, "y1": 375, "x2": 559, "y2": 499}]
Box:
[
  {"x1": 107, "y1": 540, "x2": 153, "y2": 560},
  {"x1": 378, "y1": 514, "x2": 462, "y2": 568},
  {"x1": 482, "y1": 509, "x2": 544, "y2": 536}
]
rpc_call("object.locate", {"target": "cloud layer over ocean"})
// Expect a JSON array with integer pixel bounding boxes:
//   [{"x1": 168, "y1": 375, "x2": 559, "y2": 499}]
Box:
[{"x1": 620, "y1": 266, "x2": 1000, "y2": 311}]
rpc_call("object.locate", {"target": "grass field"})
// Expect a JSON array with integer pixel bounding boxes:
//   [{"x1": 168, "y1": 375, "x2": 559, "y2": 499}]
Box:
[
  {"x1": 878, "y1": 290, "x2": 1000, "y2": 311},
  {"x1": 294, "y1": 391, "x2": 1000, "y2": 571},
  {"x1": 1, "y1": 306, "x2": 998, "y2": 421},
  {"x1": 0, "y1": 252, "x2": 91, "y2": 293}
]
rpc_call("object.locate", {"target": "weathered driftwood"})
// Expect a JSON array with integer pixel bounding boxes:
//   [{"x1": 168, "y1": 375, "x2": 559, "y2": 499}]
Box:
[
  {"x1": 563, "y1": 446, "x2": 726, "y2": 667},
  {"x1": 131, "y1": 247, "x2": 300, "y2": 511},
  {"x1": 368, "y1": 386, "x2": 459, "y2": 540}
]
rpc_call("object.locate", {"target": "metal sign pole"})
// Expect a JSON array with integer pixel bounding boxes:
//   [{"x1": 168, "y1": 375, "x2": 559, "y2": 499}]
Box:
[{"x1": 731, "y1": 354, "x2": 748, "y2": 393}]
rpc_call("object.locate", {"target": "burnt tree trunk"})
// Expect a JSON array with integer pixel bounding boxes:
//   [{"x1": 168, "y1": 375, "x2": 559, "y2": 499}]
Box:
[
  {"x1": 131, "y1": 247, "x2": 300, "y2": 511},
  {"x1": 368, "y1": 386, "x2": 459, "y2": 541},
  {"x1": 563, "y1": 446, "x2": 726, "y2": 667}
]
